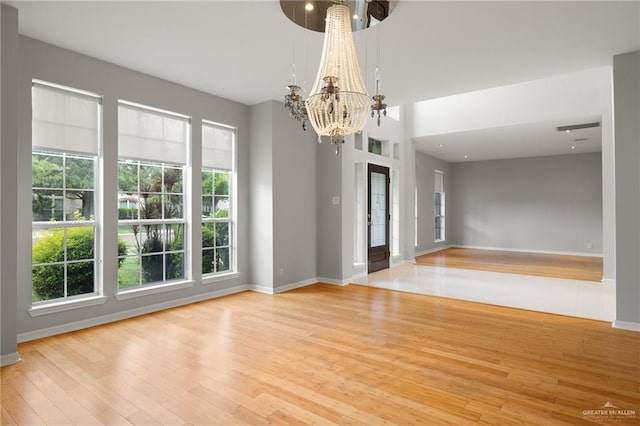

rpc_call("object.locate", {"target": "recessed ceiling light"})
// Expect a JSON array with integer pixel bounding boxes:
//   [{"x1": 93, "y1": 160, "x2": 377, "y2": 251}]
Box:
[
  {"x1": 566, "y1": 130, "x2": 571, "y2": 133},
  {"x1": 353, "y1": 14, "x2": 359, "y2": 20},
  {"x1": 305, "y1": 3, "x2": 314, "y2": 11},
  {"x1": 571, "y1": 145, "x2": 576, "y2": 150},
  {"x1": 439, "y1": 144, "x2": 444, "y2": 148},
  {"x1": 464, "y1": 155, "x2": 468, "y2": 159}
]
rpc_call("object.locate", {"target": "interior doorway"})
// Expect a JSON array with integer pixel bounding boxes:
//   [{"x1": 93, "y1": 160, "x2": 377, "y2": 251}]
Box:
[{"x1": 368, "y1": 163, "x2": 390, "y2": 273}]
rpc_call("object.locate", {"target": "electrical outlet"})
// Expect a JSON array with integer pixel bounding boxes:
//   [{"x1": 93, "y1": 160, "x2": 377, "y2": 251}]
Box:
[
  {"x1": 278, "y1": 267, "x2": 284, "y2": 277},
  {"x1": 587, "y1": 242, "x2": 593, "y2": 249}
]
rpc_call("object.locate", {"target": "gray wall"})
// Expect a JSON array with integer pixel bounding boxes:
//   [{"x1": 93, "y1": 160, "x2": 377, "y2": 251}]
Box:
[
  {"x1": 249, "y1": 100, "x2": 318, "y2": 290},
  {"x1": 272, "y1": 105, "x2": 317, "y2": 289},
  {"x1": 1, "y1": 5, "x2": 19, "y2": 362},
  {"x1": 415, "y1": 151, "x2": 452, "y2": 253},
  {"x1": 450, "y1": 153, "x2": 603, "y2": 255},
  {"x1": 249, "y1": 101, "x2": 274, "y2": 289},
  {"x1": 317, "y1": 142, "x2": 343, "y2": 280},
  {"x1": 15, "y1": 35, "x2": 251, "y2": 336},
  {"x1": 614, "y1": 51, "x2": 640, "y2": 325}
]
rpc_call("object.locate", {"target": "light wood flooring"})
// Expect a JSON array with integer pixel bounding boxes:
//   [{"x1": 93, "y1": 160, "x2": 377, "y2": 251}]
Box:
[
  {"x1": 2, "y1": 284, "x2": 638, "y2": 425},
  {"x1": 416, "y1": 247, "x2": 604, "y2": 282}
]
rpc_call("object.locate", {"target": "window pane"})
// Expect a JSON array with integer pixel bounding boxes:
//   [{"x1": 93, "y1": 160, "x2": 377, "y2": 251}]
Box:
[
  {"x1": 141, "y1": 254, "x2": 164, "y2": 283},
  {"x1": 164, "y1": 195, "x2": 183, "y2": 219},
  {"x1": 140, "y1": 164, "x2": 162, "y2": 192},
  {"x1": 214, "y1": 196, "x2": 229, "y2": 218},
  {"x1": 202, "y1": 196, "x2": 214, "y2": 218},
  {"x1": 202, "y1": 171, "x2": 212, "y2": 196},
  {"x1": 140, "y1": 225, "x2": 164, "y2": 253},
  {"x1": 32, "y1": 153, "x2": 63, "y2": 188},
  {"x1": 118, "y1": 161, "x2": 139, "y2": 192},
  {"x1": 32, "y1": 264, "x2": 64, "y2": 302},
  {"x1": 213, "y1": 172, "x2": 229, "y2": 196},
  {"x1": 215, "y1": 248, "x2": 230, "y2": 272},
  {"x1": 215, "y1": 222, "x2": 229, "y2": 247},
  {"x1": 32, "y1": 228, "x2": 64, "y2": 265},
  {"x1": 66, "y1": 156, "x2": 94, "y2": 190},
  {"x1": 66, "y1": 227, "x2": 95, "y2": 261},
  {"x1": 140, "y1": 194, "x2": 162, "y2": 219},
  {"x1": 33, "y1": 190, "x2": 64, "y2": 221},
  {"x1": 166, "y1": 253, "x2": 184, "y2": 280},
  {"x1": 118, "y1": 256, "x2": 140, "y2": 288},
  {"x1": 68, "y1": 190, "x2": 94, "y2": 220},
  {"x1": 202, "y1": 223, "x2": 215, "y2": 249},
  {"x1": 118, "y1": 194, "x2": 139, "y2": 219},
  {"x1": 202, "y1": 248, "x2": 216, "y2": 274},
  {"x1": 164, "y1": 166, "x2": 183, "y2": 193},
  {"x1": 368, "y1": 138, "x2": 382, "y2": 155},
  {"x1": 167, "y1": 224, "x2": 184, "y2": 252},
  {"x1": 370, "y1": 172, "x2": 387, "y2": 247},
  {"x1": 66, "y1": 260, "x2": 95, "y2": 296}
]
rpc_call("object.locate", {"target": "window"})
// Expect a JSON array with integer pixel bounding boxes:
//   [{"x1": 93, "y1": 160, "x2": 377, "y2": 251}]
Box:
[
  {"x1": 117, "y1": 102, "x2": 189, "y2": 289},
  {"x1": 368, "y1": 137, "x2": 383, "y2": 155},
  {"x1": 201, "y1": 121, "x2": 235, "y2": 275},
  {"x1": 31, "y1": 81, "x2": 101, "y2": 303},
  {"x1": 434, "y1": 170, "x2": 445, "y2": 242},
  {"x1": 354, "y1": 162, "x2": 365, "y2": 264},
  {"x1": 392, "y1": 169, "x2": 400, "y2": 256}
]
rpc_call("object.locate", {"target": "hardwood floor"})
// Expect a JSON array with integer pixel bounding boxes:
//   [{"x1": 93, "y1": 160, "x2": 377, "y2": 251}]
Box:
[
  {"x1": 416, "y1": 247, "x2": 604, "y2": 282},
  {"x1": 2, "y1": 284, "x2": 638, "y2": 425}
]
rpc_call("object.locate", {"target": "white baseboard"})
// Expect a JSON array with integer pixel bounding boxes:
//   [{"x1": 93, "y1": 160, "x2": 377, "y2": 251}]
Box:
[
  {"x1": 317, "y1": 277, "x2": 350, "y2": 286},
  {"x1": 249, "y1": 278, "x2": 320, "y2": 295},
  {"x1": 17, "y1": 285, "x2": 250, "y2": 343},
  {"x1": 415, "y1": 245, "x2": 452, "y2": 257},
  {"x1": 612, "y1": 320, "x2": 640, "y2": 332},
  {"x1": 601, "y1": 278, "x2": 616, "y2": 286},
  {"x1": 0, "y1": 352, "x2": 21, "y2": 366},
  {"x1": 453, "y1": 245, "x2": 603, "y2": 258}
]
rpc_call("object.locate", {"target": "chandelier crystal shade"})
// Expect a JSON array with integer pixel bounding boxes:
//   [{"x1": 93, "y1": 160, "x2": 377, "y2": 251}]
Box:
[{"x1": 305, "y1": 4, "x2": 369, "y2": 145}]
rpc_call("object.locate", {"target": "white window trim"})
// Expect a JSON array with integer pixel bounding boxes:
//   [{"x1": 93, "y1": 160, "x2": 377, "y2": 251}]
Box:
[
  {"x1": 115, "y1": 279, "x2": 195, "y2": 301},
  {"x1": 202, "y1": 271, "x2": 240, "y2": 285},
  {"x1": 29, "y1": 295, "x2": 107, "y2": 317}
]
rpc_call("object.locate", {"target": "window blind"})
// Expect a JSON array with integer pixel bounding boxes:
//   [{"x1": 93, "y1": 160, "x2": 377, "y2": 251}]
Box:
[
  {"x1": 32, "y1": 83, "x2": 100, "y2": 155},
  {"x1": 202, "y1": 122, "x2": 234, "y2": 171},
  {"x1": 118, "y1": 103, "x2": 189, "y2": 164}
]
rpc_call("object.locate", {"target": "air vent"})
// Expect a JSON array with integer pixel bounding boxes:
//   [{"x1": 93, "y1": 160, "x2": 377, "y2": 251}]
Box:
[
  {"x1": 574, "y1": 138, "x2": 589, "y2": 142},
  {"x1": 556, "y1": 122, "x2": 600, "y2": 132}
]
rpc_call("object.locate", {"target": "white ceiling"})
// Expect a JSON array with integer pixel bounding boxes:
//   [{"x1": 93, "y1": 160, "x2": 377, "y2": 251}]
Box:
[
  {"x1": 6, "y1": 1, "x2": 640, "y2": 161},
  {"x1": 414, "y1": 117, "x2": 602, "y2": 163}
]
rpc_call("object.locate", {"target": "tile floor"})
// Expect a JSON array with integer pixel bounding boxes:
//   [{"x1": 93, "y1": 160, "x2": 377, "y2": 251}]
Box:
[{"x1": 351, "y1": 262, "x2": 615, "y2": 322}]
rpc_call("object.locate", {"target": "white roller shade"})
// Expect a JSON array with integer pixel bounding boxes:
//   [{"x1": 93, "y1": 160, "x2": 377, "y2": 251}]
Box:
[
  {"x1": 32, "y1": 83, "x2": 100, "y2": 155},
  {"x1": 202, "y1": 122, "x2": 234, "y2": 170},
  {"x1": 118, "y1": 103, "x2": 189, "y2": 165}
]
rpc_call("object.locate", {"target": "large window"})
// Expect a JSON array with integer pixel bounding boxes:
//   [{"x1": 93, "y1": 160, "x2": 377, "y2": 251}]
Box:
[
  {"x1": 31, "y1": 81, "x2": 100, "y2": 303},
  {"x1": 434, "y1": 170, "x2": 445, "y2": 242},
  {"x1": 201, "y1": 121, "x2": 235, "y2": 275},
  {"x1": 117, "y1": 102, "x2": 189, "y2": 288}
]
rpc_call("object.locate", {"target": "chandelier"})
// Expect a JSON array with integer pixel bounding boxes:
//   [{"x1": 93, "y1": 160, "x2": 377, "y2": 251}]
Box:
[
  {"x1": 285, "y1": 65, "x2": 308, "y2": 130},
  {"x1": 305, "y1": 3, "x2": 369, "y2": 152},
  {"x1": 282, "y1": 1, "x2": 392, "y2": 154}
]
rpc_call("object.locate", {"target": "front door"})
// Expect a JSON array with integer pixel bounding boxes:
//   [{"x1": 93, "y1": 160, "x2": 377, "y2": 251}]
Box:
[{"x1": 368, "y1": 164, "x2": 390, "y2": 273}]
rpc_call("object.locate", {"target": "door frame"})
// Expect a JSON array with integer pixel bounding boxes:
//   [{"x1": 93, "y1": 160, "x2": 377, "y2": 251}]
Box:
[{"x1": 367, "y1": 163, "x2": 391, "y2": 273}]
